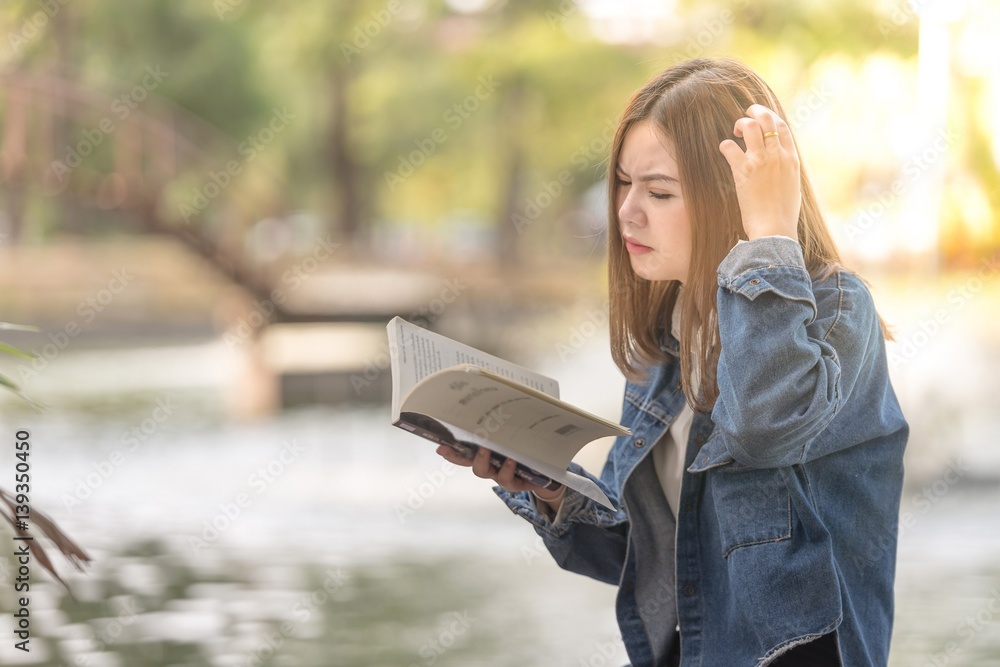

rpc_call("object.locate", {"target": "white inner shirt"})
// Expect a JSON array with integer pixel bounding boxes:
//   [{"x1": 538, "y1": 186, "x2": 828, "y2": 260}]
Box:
[{"x1": 651, "y1": 294, "x2": 695, "y2": 518}]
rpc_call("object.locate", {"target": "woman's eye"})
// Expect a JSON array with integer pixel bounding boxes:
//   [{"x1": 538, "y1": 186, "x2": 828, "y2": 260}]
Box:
[
  {"x1": 616, "y1": 177, "x2": 631, "y2": 188},
  {"x1": 650, "y1": 192, "x2": 673, "y2": 200}
]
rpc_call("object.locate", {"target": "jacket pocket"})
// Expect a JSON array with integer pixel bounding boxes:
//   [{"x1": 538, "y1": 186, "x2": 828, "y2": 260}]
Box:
[{"x1": 708, "y1": 464, "x2": 792, "y2": 558}]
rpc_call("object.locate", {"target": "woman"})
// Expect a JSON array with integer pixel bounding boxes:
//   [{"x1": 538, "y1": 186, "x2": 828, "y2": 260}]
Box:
[{"x1": 437, "y1": 58, "x2": 908, "y2": 666}]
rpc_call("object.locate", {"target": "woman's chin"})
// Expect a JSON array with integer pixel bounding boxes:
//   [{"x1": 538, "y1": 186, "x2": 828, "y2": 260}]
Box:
[{"x1": 630, "y1": 257, "x2": 680, "y2": 283}]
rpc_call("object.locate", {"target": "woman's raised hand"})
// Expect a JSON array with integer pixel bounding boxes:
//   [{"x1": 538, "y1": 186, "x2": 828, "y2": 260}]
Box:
[{"x1": 719, "y1": 104, "x2": 801, "y2": 241}]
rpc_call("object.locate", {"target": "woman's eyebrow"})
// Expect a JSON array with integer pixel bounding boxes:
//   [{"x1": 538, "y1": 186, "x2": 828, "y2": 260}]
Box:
[
  {"x1": 615, "y1": 167, "x2": 678, "y2": 184},
  {"x1": 637, "y1": 172, "x2": 679, "y2": 184}
]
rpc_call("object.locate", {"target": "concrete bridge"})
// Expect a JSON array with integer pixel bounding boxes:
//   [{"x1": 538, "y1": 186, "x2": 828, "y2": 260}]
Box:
[
  {"x1": 0, "y1": 65, "x2": 468, "y2": 414},
  {"x1": 0, "y1": 64, "x2": 594, "y2": 414}
]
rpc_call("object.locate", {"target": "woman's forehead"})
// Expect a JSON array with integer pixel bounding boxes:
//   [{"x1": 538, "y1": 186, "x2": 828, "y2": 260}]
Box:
[{"x1": 619, "y1": 121, "x2": 679, "y2": 175}]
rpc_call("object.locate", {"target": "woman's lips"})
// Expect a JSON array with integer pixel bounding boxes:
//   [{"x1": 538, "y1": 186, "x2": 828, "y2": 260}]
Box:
[{"x1": 625, "y1": 238, "x2": 653, "y2": 255}]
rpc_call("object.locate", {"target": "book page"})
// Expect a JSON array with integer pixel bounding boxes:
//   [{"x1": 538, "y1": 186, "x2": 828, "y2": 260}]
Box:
[
  {"x1": 387, "y1": 316, "x2": 559, "y2": 419},
  {"x1": 387, "y1": 318, "x2": 627, "y2": 510},
  {"x1": 400, "y1": 366, "x2": 627, "y2": 471}
]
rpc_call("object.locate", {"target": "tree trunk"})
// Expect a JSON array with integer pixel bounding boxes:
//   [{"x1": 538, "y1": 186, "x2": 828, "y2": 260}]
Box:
[
  {"x1": 53, "y1": 7, "x2": 79, "y2": 235},
  {"x1": 496, "y1": 77, "x2": 527, "y2": 267},
  {"x1": 1, "y1": 73, "x2": 28, "y2": 245},
  {"x1": 328, "y1": 66, "x2": 364, "y2": 243}
]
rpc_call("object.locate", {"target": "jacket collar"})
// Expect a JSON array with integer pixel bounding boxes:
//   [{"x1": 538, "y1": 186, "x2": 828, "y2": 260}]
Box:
[
  {"x1": 657, "y1": 290, "x2": 683, "y2": 358},
  {"x1": 658, "y1": 329, "x2": 680, "y2": 357}
]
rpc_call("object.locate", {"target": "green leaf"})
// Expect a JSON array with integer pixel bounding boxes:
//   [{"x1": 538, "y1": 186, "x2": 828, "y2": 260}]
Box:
[
  {"x1": 0, "y1": 341, "x2": 36, "y2": 360},
  {"x1": 0, "y1": 371, "x2": 41, "y2": 412},
  {"x1": 0, "y1": 371, "x2": 18, "y2": 391},
  {"x1": 0, "y1": 323, "x2": 40, "y2": 332}
]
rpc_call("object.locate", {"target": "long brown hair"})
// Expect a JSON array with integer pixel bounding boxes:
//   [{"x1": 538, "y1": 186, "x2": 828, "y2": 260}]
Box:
[{"x1": 607, "y1": 58, "x2": 849, "y2": 413}]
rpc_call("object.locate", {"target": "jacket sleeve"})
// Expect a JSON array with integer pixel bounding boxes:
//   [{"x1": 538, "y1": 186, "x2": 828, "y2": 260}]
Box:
[
  {"x1": 711, "y1": 236, "x2": 881, "y2": 468},
  {"x1": 494, "y1": 460, "x2": 628, "y2": 586}
]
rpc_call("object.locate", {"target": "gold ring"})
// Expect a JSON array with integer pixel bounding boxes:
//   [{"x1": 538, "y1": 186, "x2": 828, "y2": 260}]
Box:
[{"x1": 763, "y1": 131, "x2": 779, "y2": 139}]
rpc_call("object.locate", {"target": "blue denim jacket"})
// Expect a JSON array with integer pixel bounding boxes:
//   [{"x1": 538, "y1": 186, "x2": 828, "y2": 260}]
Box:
[{"x1": 496, "y1": 237, "x2": 908, "y2": 666}]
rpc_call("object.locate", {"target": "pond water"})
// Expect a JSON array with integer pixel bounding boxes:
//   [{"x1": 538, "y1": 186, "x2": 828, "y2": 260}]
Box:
[{"x1": 0, "y1": 334, "x2": 997, "y2": 666}]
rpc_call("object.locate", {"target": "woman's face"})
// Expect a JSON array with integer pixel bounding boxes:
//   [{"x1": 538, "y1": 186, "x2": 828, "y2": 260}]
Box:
[{"x1": 615, "y1": 120, "x2": 692, "y2": 283}]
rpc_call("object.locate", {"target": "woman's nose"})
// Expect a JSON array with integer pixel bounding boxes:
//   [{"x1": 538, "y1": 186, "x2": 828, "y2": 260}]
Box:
[{"x1": 618, "y1": 189, "x2": 645, "y2": 227}]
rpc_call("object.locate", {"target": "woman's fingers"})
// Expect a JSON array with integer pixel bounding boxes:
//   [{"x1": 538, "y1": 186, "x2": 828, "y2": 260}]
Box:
[
  {"x1": 495, "y1": 457, "x2": 520, "y2": 488},
  {"x1": 733, "y1": 116, "x2": 765, "y2": 156},
  {"x1": 745, "y1": 104, "x2": 789, "y2": 151},
  {"x1": 435, "y1": 445, "x2": 473, "y2": 467},
  {"x1": 435, "y1": 443, "x2": 504, "y2": 482},
  {"x1": 733, "y1": 105, "x2": 787, "y2": 156},
  {"x1": 435, "y1": 444, "x2": 547, "y2": 494},
  {"x1": 718, "y1": 103, "x2": 801, "y2": 239},
  {"x1": 719, "y1": 138, "x2": 747, "y2": 172},
  {"x1": 775, "y1": 117, "x2": 794, "y2": 151},
  {"x1": 471, "y1": 446, "x2": 495, "y2": 479},
  {"x1": 727, "y1": 103, "x2": 796, "y2": 168}
]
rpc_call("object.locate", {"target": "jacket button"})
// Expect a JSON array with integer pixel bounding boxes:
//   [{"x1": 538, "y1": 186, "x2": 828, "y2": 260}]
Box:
[
  {"x1": 683, "y1": 583, "x2": 696, "y2": 597},
  {"x1": 748, "y1": 278, "x2": 761, "y2": 286},
  {"x1": 683, "y1": 501, "x2": 692, "y2": 513},
  {"x1": 633, "y1": 437, "x2": 645, "y2": 448},
  {"x1": 694, "y1": 433, "x2": 705, "y2": 446}
]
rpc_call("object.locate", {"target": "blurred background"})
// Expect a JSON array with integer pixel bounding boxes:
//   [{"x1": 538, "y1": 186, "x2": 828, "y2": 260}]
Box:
[{"x1": 0, "y1": 0, "x2": 998, "y2": 665}]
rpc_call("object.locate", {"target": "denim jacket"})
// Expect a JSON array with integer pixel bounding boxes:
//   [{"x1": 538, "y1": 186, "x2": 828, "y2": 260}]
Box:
[{"x1": 496, "y1": 237, "x2": 909, "y2": 666}]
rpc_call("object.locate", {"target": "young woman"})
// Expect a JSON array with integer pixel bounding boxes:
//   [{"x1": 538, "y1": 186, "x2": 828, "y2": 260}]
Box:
[{"x1": 436, "y1": 58, "x2": 908, "y2": 666}]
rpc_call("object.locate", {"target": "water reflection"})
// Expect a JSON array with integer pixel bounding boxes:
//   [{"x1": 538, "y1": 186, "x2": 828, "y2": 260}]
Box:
[{"x1": 0, "y1": 338, "x2": 998, "y2": 666}]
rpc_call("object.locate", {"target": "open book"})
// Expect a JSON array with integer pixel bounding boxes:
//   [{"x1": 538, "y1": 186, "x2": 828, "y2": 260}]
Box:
[{"x1": 387, "y1": 317, "x2": 629, "y2": 510}]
